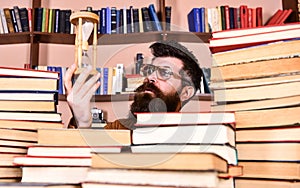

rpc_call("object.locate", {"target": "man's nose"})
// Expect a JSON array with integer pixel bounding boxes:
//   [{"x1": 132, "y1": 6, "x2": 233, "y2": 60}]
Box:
[{"x1": 147, "y1": 70, "x2": 158, "y2": 83}]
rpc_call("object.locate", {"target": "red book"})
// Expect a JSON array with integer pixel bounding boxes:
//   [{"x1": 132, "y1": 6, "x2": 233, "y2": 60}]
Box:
[
  {"x1": 275, "y1": 9, "x2": 293, "y2": 24},
  {"x1": 239, "y1": 5, "x2": 248, "y2": 28},
  {"x1": 256, "y1": 7, "x2": 263, "y2": 26},
  {"x1": 265, "y1": 9, "x2": 283, "y2": 25},
  {"x1": 224, "y1": 5, "x2": 230, "y2": 30},
  {"x1": 247, "y1": 8, "x2": 253, "y2": 28},
  {"x1": 209, "y1": 23, "x2": 300, "y2": 53}
]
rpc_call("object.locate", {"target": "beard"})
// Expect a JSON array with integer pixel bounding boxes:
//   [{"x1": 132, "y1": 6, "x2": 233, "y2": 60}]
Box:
[{"x1": 130, "y1": 81, "x2": 182, "y2": 115}]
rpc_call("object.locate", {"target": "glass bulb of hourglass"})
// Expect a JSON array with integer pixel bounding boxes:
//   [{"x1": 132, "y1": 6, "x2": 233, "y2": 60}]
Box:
[{"x1": 81, "y1": 50, "x2": 91, "y2": 68}]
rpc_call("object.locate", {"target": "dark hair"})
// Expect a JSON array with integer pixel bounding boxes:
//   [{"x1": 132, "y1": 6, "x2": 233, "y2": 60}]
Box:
[{"x1": 149, "y1": 40, "x2": 203, "y2": 94}]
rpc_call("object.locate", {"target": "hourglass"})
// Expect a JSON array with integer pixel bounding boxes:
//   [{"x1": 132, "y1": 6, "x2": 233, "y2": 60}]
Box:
[{"x1": 70, "y1": 11, "x2": 99, "y2": 75}]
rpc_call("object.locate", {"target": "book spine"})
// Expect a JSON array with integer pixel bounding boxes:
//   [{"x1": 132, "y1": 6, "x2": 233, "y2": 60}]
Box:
[
  {"x1": 132, "y1": 8, "x2": 140, "y2": 33},
  {"x1": 187, "y1": 8, "x2": 200, "y2": 32},
  {"x1": 65, "y1": 9, "x2": 71, "y2": 34},
  {"x1": 126, "y1": 6, "x2": 132, "y2": 33},
  {"x1": 100, "y1": 8, "x2": 106, "y2": 34},
  {"x1": 59, "y1": 10, "x2": 66, "y2": 33},
  {"x1": 110, "y1": 7, "x2": 117, "y2": 34},
  {"x1": 54, "y1": 9, "x2": 60, "y2": 33},
  {"x1": 34, "y1": 7, "x2": 43, "y2": 32},
  {"x1": 256, "y1": 7, "x2": 263, "y2": 26},
  {"x1": 199, "y1": 7, "x2": 206, "y2": 32},
  {"x1": 148, "y1": 4, "x2": 162, "y2": 31},
  {"x1": 106, "y1": 7, "x2": 111, "y2": 34},
  {"x1": 27, "y1": 8, "x2": 32, "y2": 32},
  {"x1": 19, "y1": 8, "x2": 29, "y2": 32},
  {"x1": 0, "y1": 8, "x2": 9, "y2": 33},
  {"x1": 13, "y1": 6, "x2": 23, "y2": 32},
  {"x1": 10, "y1": 9, "x2": 19, "y2": 32},
  {"x1": 165, "y1": 6, "x2": 171, "y2": 31}
]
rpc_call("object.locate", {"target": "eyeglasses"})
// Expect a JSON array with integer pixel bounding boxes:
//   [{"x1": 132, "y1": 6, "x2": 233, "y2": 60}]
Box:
[{"x1": 140, "y1": 64, "x2": 189, "y2": 83}]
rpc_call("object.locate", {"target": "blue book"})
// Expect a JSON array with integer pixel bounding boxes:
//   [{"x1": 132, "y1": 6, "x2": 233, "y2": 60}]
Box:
[
  {"x1": 100, "y1": 8, "x2": 106, "y2": 34},
  {"x1": 148, "y1": 4, "x2": 162, "y2": 31},
  {"x1": 187, "y1": 8, "x2": 200, "y2": 32},
  {"x1": 126, "y1": 6, "x2": 132, "y2": 33},
  {"x1": 102, "y1": 67, "x2": 109, "y2": 95},
  {"x1": 199, "y1": 7, "x2": 206, "y2": 32},
  {"x1": 106, "y1": 7, "x2": 111, "y2": 34}
]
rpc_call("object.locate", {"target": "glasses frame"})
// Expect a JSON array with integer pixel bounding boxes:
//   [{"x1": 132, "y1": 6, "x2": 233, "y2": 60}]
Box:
[{"x1": 140, "y1": 64, "x2": 192, "y2": 85}]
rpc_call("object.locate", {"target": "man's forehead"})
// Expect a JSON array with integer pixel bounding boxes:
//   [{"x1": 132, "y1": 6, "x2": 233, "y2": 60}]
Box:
[{"x1": 152, "y1": 57, "x2": 184, "y2": 69}]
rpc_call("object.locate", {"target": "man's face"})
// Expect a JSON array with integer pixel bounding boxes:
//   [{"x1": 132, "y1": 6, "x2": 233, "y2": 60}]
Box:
[{"x1": 130, "y1": 57, "x2": 185, "y2": 114}]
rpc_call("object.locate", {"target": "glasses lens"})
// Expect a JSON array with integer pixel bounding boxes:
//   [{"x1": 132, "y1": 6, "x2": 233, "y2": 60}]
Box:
[
  {"x1": 157, "y1": 66, "x2": 172, "y2": 80},
  {"x1": 140, "y1": 64, "x2": 154, "y2": 76}
]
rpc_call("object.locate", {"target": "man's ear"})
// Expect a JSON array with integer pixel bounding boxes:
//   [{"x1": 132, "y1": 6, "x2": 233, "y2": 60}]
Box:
[{"x1": 180, "y1": 86, "x2": 195, "y2": 102}]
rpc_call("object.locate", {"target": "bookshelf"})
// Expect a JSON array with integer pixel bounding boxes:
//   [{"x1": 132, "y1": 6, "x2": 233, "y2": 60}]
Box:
[{"x1": 0, "y1": 0, "x2": 292, "y2": 123}]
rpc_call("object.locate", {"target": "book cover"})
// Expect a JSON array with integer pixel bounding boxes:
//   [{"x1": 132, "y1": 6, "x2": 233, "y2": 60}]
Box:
[
  {"x1": 19, "y1": 7, "x2": 29, "y2": 32},
  {"x1": 37, "y1": 128, "x2": 131, "y2": 146},
  {"x1": 187, "y1": 8, "x2": 200, "y2": 32},
  {"x1": 34, "y1": 7, "x2": 43, "y2": 32},
  {"x1": 110, "y1": 7, "x2": 117, "y2": 34},
  {"x1": 209, "y1": 24, "x2": 300, "y2": 53},
  {"x1": 141, "y1": 7, "x2": 153, "y2": 32},
  {"x1": 134, "y1": 111, "x2": 236, "y2": 125},
  {"x1": 0, "y1": 66, "x2": 59, "y2": 79},
  {"x1": 148, "y1": 4, "x2": 162, "y2": 31},
  {"x1": 13, "y1": 6, "x2": 23, "y2": 32},
  {"x1": 10, "y1": 8, "x2": 19, "y2": 32},
  {"x1": 0, "y1": 9, "x2": 9, "y2": 33},
  {"x1": 132, "y1": 124, "x2": 235, "y2": 147}
]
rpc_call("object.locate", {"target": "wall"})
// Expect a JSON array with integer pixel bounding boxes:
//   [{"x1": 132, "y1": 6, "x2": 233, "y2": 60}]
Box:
[{"x1": 0, "y1": 0, "x2": 283, "y2": 126}]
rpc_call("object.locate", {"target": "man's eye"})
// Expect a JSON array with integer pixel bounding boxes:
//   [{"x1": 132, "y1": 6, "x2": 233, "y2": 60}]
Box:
[{"x1": 159, "y1": 69, "x2": 172, "y2": 76}]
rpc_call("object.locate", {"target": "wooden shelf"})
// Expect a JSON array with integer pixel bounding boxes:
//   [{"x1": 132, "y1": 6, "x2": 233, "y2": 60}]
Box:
[
  {"x1": 59, "y1": 93, "x2": 212, "y2": 102},
  {"x1": 0, "y1": 32, "x2": 31, "y2": 44}
]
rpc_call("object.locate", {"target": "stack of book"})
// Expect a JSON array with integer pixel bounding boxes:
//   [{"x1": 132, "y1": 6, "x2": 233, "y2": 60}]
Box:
[
  {"x1": 82, "y1": 111, "x2": 241, "y2": 188},
  {"x1": 209, "y1": 23, "x2": 300, "y2": 187},
  {"x1": 0, "y1": 66, "x2": 63, "y2": 182},
  {"x1": 13, "y1": 128, "x2": 131, "y2": 186}
]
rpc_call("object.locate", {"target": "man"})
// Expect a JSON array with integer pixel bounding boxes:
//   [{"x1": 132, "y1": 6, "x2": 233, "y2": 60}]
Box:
[{"x1": 64, "y1": 40, "x2": 203, "y2": 129}]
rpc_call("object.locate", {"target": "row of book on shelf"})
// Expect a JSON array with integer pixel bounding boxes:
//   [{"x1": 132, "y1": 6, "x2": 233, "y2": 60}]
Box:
[
  {"x1": 0, "y1": 66, "x2": 240, "y2": 187},
  {"x1": 33, "y1": 64, "x2": 211, "y2": 96},
  {"x1": 0, "y1": 4, "x2": 171, "y2": 35},
  {"x1": 188, "y1": 5, "x2": 293, "y2": 33},
  {"x1": 209, "y1": 21, "x2": 300, "y2": 187}
]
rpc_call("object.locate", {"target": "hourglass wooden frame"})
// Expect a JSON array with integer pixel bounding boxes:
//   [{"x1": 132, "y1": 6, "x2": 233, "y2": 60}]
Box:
[{"x1": 70, "y1": 11, "x2": 99, "y2": 74}]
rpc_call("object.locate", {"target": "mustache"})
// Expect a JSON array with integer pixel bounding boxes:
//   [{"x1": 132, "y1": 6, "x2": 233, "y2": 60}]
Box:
[{"x1": 134, "y1": 82, "x2": 162, "y2": 96}]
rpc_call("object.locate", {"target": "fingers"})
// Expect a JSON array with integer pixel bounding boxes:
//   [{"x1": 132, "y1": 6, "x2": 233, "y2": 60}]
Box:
[
  {"x1": 72, "y1": 65, "x2": 94, "y2": 94},
  {"x1": 64, "y1": 64, "x2": 77, "y2": 95}
]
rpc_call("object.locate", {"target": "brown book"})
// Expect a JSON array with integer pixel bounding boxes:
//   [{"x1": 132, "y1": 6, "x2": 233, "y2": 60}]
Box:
[
  {"x1": 91, "y1": 152, "x2": 227, "y2": 172},
  {"x1": 211, "y1": 56, "x2": 300, "y2": 81},
  {"x1": 235, "y1": 178, "x2": 300, "y2": 188},
  {"x1": 0, "y1": 139, "x2": 35, "y2": 148},
  {"x1": 236, "y1": 126, "x2": 300, "y2": 142},
  {"x1": 213, "y1": 80, "x2": 300, "y2": 103},
  {"x1": 0, "y1": 120, "x2": 63, "y2": 130},
  {"x1": 0, "y1": 112, "x2": 62, "y2": 122},
  {"x1": 0, "y1": 77, "x2": 58, "y2": 92},
  {"x1": 0, "y1": 167, "x2": 22, "y2": 178},
  {"x1": 239, "y1": 161, "x2": 300, "y2": 180},
  {"x1": 3, "y1": 8, "x2": 14, "y2": 33},
  {"x1": 0, "y1": 153, "x2": 25, "y2": 166},
  {"x1": 235, "y1": 106, "x2": 300, "y2": 129},
  {"x1": 37, "y1": 128, "x2": 131, "y2": 146},
  {"x1": 0, "y1": 128, "x2": 37, "y2": 142},
  {"x1": 13, "y1": 155, "x2": 91, "y2": 167},
  {"x1": 212, "y1": 95, "x2": 300, "y2": 112},
  {"x1": 237, "y1": 142, "x2": 300, "y2": 161},
  {"x1": 0, "y1": 146, "x2": 27, "y2": 154},
  {"x1": 0, "y1": 100, "x2": 56, "y2": 112}
]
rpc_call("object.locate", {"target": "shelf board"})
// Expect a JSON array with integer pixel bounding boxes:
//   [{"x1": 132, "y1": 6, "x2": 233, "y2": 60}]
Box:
[
  {"x1": 59, "y1": 93, "x2": 212, "y2": 102},
  {"x1": 34, "y1": 31, "x2": 211, "y2": 45},
  {"x1": 0, "y1": 32, "x2": 31, "y2": 44}
]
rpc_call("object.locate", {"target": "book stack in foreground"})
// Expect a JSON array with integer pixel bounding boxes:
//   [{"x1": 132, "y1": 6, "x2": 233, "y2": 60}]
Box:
[
  {"x1": 210, "y1": 24, "x2": 300, "y2": 187},
  {"x1": 82, "y1": 111, "x2": 242, "y2": 188},
  {"x1": 0, "y1": 66, "x2": 63, "y2": 182},
  {"x1": 13, "y1": 128, "x2": 131, "y2": 187}
]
